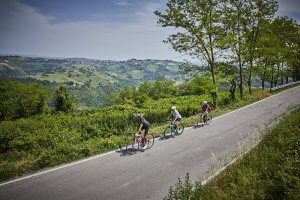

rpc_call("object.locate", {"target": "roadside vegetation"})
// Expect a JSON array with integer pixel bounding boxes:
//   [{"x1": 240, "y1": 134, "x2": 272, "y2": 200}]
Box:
[
  {"x1": 0, "y1": 76, "x2": 293, "y2": 182},
  {"x1": 164, "y1": 107, "x2": 300, "y2": 200},
  {"x1": 0, "y1": 0, "x2": 299, "y2": 184}
]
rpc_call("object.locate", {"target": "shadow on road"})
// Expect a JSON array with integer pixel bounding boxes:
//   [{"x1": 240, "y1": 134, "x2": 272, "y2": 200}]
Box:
[
  {"x1": 193, "y1": 124, "x2": 204, "y2": 129},
  {"x1": 116, "y1": 146, "x2": 143, "y2": 156}
]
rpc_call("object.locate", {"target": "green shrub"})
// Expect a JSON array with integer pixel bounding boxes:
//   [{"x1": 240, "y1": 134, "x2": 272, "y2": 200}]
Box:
[
  {"x1": 0, "y1": 78, "x2": 49, "y2": 120},
  {"x1": 0, "y1": 89, "x2": 273, "y2": 182}
]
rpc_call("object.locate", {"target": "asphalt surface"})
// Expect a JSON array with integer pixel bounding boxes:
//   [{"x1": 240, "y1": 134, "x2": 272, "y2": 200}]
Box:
[{"x1": 1, "y1": 87, "x2": 300, "y2": 200}]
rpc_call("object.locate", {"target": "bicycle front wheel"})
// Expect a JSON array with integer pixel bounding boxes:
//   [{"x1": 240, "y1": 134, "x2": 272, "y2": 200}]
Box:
[
  {"x1": 146, "y1": 134, "x2": 154, "y2": 149},
  {"x1": 163, "y1": 127, "x2": 172, "y2": 138},
  {"x1": 126, "y1": 138, "x2": 139, "y2": 155},
  {"x1": 176, "y1": 123, "x2": 184, "y2": 135}
]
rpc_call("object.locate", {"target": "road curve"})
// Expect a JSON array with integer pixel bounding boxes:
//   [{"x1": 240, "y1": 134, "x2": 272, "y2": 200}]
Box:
[{"x1": 1, "y1": 87, "x2": 300, "y2": 200}]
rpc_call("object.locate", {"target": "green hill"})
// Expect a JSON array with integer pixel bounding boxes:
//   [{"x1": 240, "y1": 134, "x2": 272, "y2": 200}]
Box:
[{"x1": 0, "y1": 56, "x2": 185, "y2": 108}]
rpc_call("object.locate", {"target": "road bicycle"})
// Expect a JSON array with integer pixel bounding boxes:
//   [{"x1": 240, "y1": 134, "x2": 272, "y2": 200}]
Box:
[
  {"x1": 163, "y1": 121, "x2": 184, "y2": 138},
  {"x1": 196, "y1": 112, "x2": 212, "y2": 127},
  {"x1": 125, "y1": 132, "x2": 154, "y2": 155}
]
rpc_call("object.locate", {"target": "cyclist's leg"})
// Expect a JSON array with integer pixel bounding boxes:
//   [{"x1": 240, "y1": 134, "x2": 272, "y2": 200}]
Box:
[
  {"x1": 142, "y1": 126, "x2": 149, "y2": 150},
  {"x1": 176, "y1": 118, "x2": 181, "y2": 132},
  {"x1": 201, "y1": 112, "x2": 205, "y2": 125},
  {"x1": 175, "y1": 120, "x2": 179, "y2": 128},
  {"x1": 145, "y1": 126, "x2": 150, "y2": 142}
]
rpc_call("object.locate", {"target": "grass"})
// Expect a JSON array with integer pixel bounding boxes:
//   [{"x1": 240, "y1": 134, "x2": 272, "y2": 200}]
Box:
[{"x1": 164, "y1": 107, "x2": 300, "y2": 200}]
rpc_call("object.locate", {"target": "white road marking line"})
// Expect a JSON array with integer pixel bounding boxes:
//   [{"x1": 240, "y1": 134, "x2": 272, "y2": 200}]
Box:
[
  {"x1": 0, "y1": 86, "x2": 299, "y2": 187},
  {"x1": 0, "y1": 150, "x2": 116, "y2": 187}
]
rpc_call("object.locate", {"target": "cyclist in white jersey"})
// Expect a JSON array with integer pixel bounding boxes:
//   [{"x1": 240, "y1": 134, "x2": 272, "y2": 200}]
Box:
[{"x1": 171, "y1": 106, "x2": 182, "y2": 132}]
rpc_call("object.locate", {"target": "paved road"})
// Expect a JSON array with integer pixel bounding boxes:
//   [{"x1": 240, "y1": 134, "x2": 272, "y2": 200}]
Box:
[{"x1": 1, "y1": 87, "x2": 300, "y2": 200}]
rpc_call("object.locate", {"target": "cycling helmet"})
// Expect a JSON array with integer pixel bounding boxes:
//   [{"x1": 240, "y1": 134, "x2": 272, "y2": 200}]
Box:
[
  {"x1": 136, "y1": 112, "x2": 142, "y2": 117},
  {"x1": 171, "y1": 106, "x2": 176, "y2": 110},
  {"x1": 202, "y1": 101, "x2": 207, "y2": 105}
]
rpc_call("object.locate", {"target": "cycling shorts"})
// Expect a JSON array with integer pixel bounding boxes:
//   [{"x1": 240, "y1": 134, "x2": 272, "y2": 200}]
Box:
[{"x1": 141, "y1": 125, "x2": 150, "y2": 135}]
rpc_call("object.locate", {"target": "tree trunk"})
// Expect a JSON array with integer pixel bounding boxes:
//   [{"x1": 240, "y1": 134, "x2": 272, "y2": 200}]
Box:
[
  {"x1": 229, "y1": 78, "x2": 236, "y2": 100},
  {"x1": 208, "y1": 12, "x2": 217, "y2": 108},
  {"x1": 270, "y1": 65, "x2": 274, "y2": 91},
  {"x1": 248, "y1": 68, "x2": 252, "y2": 95},
  {"x1": 286, "y1": 75, "x2": 289, "y2": 84},
  {"x1": 237, "y1": 9, "x2": 243, "y2": 99},
  {"x1": 262, "y1": 59, "x2": 267, "y2": 90},
  {"x1": 274, "y1": 64, "x2": 280, "y2": 87},
  {"x1": 238, "y1": 62, "x2": 243, "y2": 98},
  {"x1": 248, "y1": 52, "x2": 253, "y2": 95}
]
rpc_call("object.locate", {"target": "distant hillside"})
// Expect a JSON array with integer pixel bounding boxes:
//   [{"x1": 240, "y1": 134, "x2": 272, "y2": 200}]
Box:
[{"x1": 0, "y1": 56, "x2": 185, "y2": 108}]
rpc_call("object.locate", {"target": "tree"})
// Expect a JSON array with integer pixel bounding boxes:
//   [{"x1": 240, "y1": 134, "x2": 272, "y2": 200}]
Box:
[
  {"x1": 242, "y1": 0, "x2": 278, "y2": 93},
  {"x1": 53, "y1": 86, "x2": 74, "y2": 113},
  {"x1": 151, "y1": 79, "x2": 176, "y2": 100},
  {"x1": 155, "y1": 0, "x2": 226, "y2": 107},
  {"x1": 271, "y1": 17, "x2": 300, "y2": 82},
  {"x1": 222, "y1": 0, "x2": 278, "y2": 97},
  {"x1": 222, "y1": 0, "x2": 248, "y2": 99},
  {"x1": 0, "y1": 78, "x2": 49, "y2": 120},
  {"x1": 217, "y1": 62, "x2": 239, "y2": 100},
  {"x1": 256, "y1": 19, "x2": 281, "y2": 89}
]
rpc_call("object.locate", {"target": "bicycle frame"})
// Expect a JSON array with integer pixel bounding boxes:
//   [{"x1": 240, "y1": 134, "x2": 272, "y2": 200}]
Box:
[
  {"x1": 168, "y1": 121, "x2": 176, "y2": 133},
  {"x1": 200, "y1": 111, "x2": 211, "y2": 125},
  {"x1": 133, "y1": 133, "x2": 144, "y2": 145}
]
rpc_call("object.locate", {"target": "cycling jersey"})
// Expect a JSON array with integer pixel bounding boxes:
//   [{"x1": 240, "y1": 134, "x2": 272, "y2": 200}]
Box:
[
  {"x1": 171, "y1": 110, "x2": 182, "y2": 119},
  {"x1": 202, "y1": 104, "x2": 211, "y2": 112},
  {"x1": 138, "y1": 116, "x2": 150, "y2": 128}
]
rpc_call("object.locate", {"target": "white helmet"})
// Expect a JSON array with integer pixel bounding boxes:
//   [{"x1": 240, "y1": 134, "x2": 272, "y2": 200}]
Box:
[
  {"x1": 171, "y1": 106, "x2": 176, "y2": 110},
  {"x1": 136, "y1": 112, "x2": 142, "y2": 117},
  {"x1": 202, "y1": 101, "x2": 207, "y2": 105}
]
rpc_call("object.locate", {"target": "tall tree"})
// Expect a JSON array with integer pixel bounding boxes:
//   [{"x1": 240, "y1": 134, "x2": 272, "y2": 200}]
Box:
[
  {"x1": 217, "y1": 62, "x2": 239, "y2": 100},
  {"x1": 222, "y1": 0, "x2": 248, "y2": 99},
  {"x1": 53, "y1": 86, "x2": 74, "y2": 113},
  {"x1": 242, "y1": 0, "x2": 278, "y2": 93},
  {"x1": 272, "y1": 17, "x2": 300, "y2": 82},
  {"x1": 154, "y1": 0, "x2": 226, "y2": 107},
  {"x1": 256, "y1": 19, "x2": 281, "y2": 90}
]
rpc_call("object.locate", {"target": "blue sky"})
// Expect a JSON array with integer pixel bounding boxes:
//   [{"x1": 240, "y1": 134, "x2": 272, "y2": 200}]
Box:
[
  {"x1": 0, "y1": 0, "x2": 299, "y2": 61},
  {"x1": 22, "y1": 0, "x2": 160, "y2": 23}
]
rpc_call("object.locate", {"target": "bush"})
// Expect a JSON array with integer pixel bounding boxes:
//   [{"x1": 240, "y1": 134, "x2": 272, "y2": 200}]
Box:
[{"x1": 0, "y1": 78, "x2": 49, "y2": 120}]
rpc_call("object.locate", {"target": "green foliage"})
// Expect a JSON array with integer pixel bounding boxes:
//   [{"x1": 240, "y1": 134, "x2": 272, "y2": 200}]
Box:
[
  {"x1": 0, "y1": 87, "x2": 271, "y2": 182},
  {"x1": 108, "y1": 76, "x2": 218, "y2": 107},
  {"x1": 53, "y1": 86, "x2": 74, "y2": 113},
  {"x1": 0, "y1": 93, "x2": 216, "y2": 181},
  {"x1": 164, "y1": 108, "x2": 300, "y2": 199},
  {"x1": 0, "y1": 78, "x2": 49, "y2": 120},
  {"x1": 0, "y1": 56, "x2": 185, "y2": 108},
  {"x1": 155, "y1": 0, "x2": 226, "y2": 107}
]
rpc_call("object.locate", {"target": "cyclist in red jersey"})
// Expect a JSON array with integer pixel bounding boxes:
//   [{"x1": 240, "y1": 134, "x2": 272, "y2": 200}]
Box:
[{"x1": 201, "y1": 101, "x2": 211, "y2": 123}]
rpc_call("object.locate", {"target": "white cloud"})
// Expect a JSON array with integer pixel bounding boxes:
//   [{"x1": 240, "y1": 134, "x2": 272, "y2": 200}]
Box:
[
  {"x1": 114, "y1": 1, "x2": 131, "y2": 7},
  {"x1": 0, "y1": 0, "x2": 185, "y2": 61}
]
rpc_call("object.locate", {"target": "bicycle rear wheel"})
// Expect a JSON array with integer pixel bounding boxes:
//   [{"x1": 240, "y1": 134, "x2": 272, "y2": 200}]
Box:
[
  {"x1": 163, "y1": 127, "x2": 172, "y2": 138},
  {"x1": 176, "y1": 123, "x2": 184, "y2": 135},
  {"x1": 126, "y1": 138, "x2": 139, "y2": 155},
  {"x1": 146, "y1": 134, "x2": 154, "y2": 149},
  {"x1": 206, "y1": 114, "x2": 212, "y2": 125}
]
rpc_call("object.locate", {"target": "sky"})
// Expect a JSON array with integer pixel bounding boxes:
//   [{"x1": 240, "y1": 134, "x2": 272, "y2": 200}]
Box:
[{"x1": 0, "y1": 0, "x2": 299, "y2": 61}]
